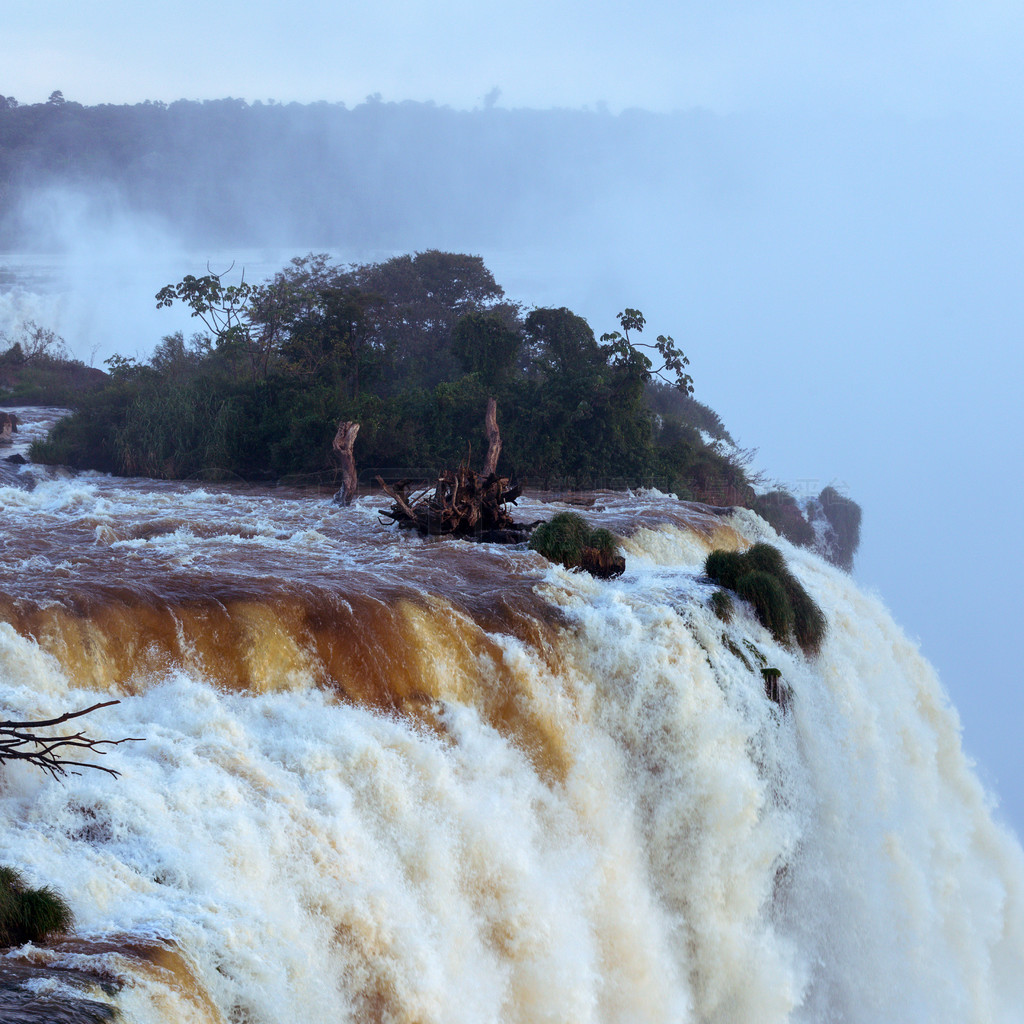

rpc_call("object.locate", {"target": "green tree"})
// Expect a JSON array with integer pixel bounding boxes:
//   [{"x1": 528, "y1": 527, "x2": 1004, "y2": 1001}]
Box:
[
  {"x1": 451, "y1": 310, "x2": 522, "y2": 390},
  {"x1": 600, "y1": 308, "x2": 693, "y2": 394}
]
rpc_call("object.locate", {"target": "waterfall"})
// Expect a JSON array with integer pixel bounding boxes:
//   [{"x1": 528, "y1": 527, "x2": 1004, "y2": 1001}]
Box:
[{"x1": 0, "y1": 477, "x2": 1021, "y2": 1022}]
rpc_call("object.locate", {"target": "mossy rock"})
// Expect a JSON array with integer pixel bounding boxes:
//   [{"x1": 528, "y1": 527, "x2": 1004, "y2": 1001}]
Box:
[
  {"x1": 530, "y1": 511, "x2": 624, "y2": 577},
  {"x1": 705, "y1": 542, "x2": 826, "y2": 655},
  {"x1": 0, "y1": 866, "x2": 74, "y2": 947}
]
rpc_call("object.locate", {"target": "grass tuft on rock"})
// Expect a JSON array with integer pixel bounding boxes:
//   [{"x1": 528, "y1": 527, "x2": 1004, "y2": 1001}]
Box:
[
  {"x1": 587, "y1": 528, "x2": 618, "y2": 556},
  {"x1": 0, "y1": 866, "x2": 74, "y2": 947},
  {"x1": 710, "y1": 589, "x2": 734, "y2": 623},
  {"x1": 529, "y1": 511, "x2": 594, "y2": 569},
  {"x1": 530, "y1": 512, "x2": 624, "y2": 577},
  {"x1": 704, "y1": 543, "x2": 826, "y2": 655},
  {"x1": 736, "y1": 570, "x2": 794, "y2": 643},
  {"x1": 742, "y1": 542, "x2": 788, "y2": 578},
  {"x1": 704, "y1": 550, "x2": 746, "y2": 591}
]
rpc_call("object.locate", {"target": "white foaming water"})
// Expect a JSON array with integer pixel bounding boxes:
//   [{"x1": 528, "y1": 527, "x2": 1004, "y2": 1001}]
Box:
[{"x1": 0, "y1": 486, "x2": 1021, "y2": 1022}]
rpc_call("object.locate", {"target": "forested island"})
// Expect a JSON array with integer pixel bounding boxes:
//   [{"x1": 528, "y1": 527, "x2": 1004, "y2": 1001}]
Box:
[{"x1": 3, "y1": 246, "x2": 860, "y2": 569}]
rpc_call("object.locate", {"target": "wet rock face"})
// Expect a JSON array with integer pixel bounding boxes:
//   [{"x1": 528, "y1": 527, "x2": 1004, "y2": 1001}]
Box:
[
  {"x1": 0, "y1": 960, "x2": 116, "y2": 1023},
  {"x1": 0, "y1": 411, "x2": 19, "y2": 443},
  {"x1": 580, "y1": 545, "x2": 626, "y2": 578}
]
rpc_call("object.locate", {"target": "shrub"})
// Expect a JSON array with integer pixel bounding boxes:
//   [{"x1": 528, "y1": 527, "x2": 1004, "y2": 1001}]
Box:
[
  {"x1": 742, "y1": 542, "x2": 789, "y2": 578},
  {"x1": 736, "y1": 570, "x2": 794, "y2": 643},
  {"x1": 705, "y1": 542, "x2": 826, "y2": 655},
  {"x1": 704, "y1": 549, "x2": 746, "y2": 591},
  {"x1": 710, "y1": 589, "x2": 734, "y2": 623},
  {"x1": 786, "y1": 584, "x2": 827, "y2": 655},
  {"x1": 529, "y1": 511, "x2": 594, "y2": 568},
  {"x1": 530, "y1": 513, "x2": 623, "y2": 577},
  {"x1": 751, "y1": 490, "x2": 815, "y2": 546},
  {"x1": 818, "y1": 486, "x2": 862, "y2": 572},
  {"x1": 588, "y1": 528, "x2": 617, "y2": 555},
  {"x1": 0, "y1": 866, "x2": 74, "y2": 946}
]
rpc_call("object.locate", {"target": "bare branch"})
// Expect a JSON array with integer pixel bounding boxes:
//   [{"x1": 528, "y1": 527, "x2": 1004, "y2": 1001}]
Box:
[{"x1": 0, "y1": 701, "x2": 142, "y2": 780}]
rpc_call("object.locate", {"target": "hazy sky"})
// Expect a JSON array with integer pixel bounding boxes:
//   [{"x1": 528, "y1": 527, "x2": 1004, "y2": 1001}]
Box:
[{"x1": 4, "y1": 0, "x2": 1024, "y2": 115}]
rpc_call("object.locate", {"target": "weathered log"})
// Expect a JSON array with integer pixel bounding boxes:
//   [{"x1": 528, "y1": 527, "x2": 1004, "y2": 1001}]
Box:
[
  {"x1": 332, "y1": 420, "x2": 360, "y2": 506},
  {"x1": 482, "y1": 396, "x2": 502, "y2": 477}
]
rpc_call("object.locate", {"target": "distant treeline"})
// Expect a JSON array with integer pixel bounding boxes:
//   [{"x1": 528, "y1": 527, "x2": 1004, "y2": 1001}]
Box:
[{"x1": 0, "y1": 93, "x2": 717, "y2": 248}]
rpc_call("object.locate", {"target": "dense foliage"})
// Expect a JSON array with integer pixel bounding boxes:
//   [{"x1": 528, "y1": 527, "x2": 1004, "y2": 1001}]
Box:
[
  {"x1": 2, "y1": 96, "x2": 862, "y2": 567},
  {"x1": 0, "y1": 320, "x2": 106, "y2": 404},
  {"x1": 31, "y1": 251, "x2": 753, "y2": 501},
  {"x1": 814, "y1": 486, "x2": 862, "y2": 572}
]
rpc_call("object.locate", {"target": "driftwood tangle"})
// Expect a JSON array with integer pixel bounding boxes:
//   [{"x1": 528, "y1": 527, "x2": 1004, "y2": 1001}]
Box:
[
  {"x1": 378, "y1": 398, "x2": 533, "y2": 541},
  {"x1": 377, "y1": 465, "x2": 528, "y2": 539}
]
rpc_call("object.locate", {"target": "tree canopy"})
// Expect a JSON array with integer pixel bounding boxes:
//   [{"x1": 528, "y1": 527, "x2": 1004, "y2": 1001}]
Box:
[{"x1": 33, "y1": 250, "x2": 751, "y2": 502}]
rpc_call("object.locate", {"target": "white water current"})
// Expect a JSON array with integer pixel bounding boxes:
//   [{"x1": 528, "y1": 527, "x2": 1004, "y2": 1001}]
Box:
[{"x1": 0, "y1": 463, "x2": 1020, "y2": 1022}]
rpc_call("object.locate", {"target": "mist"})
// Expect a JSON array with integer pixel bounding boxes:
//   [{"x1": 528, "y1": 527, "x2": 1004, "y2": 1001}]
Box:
[{"x1": 1, "y1": 94, "x2": 1022, "y2": 838}]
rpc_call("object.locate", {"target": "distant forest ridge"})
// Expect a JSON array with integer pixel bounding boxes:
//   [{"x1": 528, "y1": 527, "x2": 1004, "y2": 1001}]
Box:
[{"x1": 0, "y1": 93, "x2": 727, "y2": 249}]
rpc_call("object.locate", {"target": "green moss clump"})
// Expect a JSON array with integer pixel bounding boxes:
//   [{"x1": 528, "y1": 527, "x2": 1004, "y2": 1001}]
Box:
[
  {"x1": 704, "y1": 550, "x2": 746, "y2": 591},
  {"x1": 0, "y1": 866, "x2": 74, "y2": 947},
  {"x1": 704, "y1": 543, "x2": 826, "y2": 655},
  {"x1": 736, "y1": 570, "x2": 794, "y2": 643},
  {"x1": 710, "y1": 589, "x2": 734, "y2": 623},
  {"x1": 529, "y1": 511, "x2": 594, "y2": 568}
]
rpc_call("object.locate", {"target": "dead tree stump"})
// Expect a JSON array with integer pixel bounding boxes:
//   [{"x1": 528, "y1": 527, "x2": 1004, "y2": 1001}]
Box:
[
  {"x1": 332, "y1": 420, "x2": 360, "y2": 506},
  {"x1": 482, "y1": 396, "x2": 502, "y2": 478}
]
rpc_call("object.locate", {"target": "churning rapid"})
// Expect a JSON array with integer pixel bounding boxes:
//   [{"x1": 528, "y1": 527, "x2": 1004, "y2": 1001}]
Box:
[{"x1": 0, "y1": 408, "x2": 1021, "y2": 1023}]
